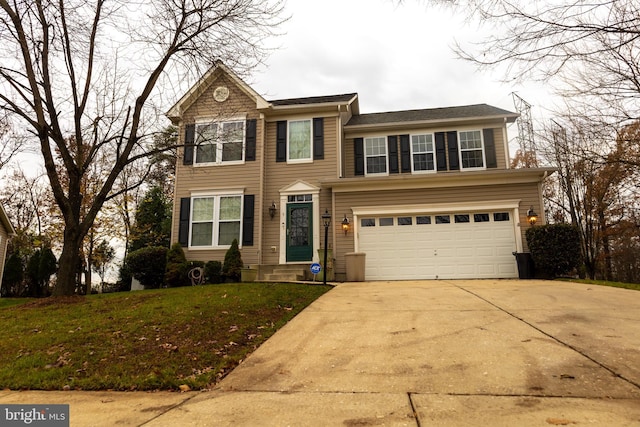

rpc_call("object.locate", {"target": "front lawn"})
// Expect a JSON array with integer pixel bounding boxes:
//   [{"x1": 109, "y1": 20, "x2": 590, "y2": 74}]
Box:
[
  {"x1": 558, "y1": 278, "x2": 640, "y2": 291},
  {"x1": 0, "y1": 283, "x2": 331, "y2": 391}
]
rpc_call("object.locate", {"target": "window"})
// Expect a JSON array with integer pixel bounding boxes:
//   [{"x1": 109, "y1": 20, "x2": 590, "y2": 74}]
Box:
[
  {"x1": 411, "y1": 134, "x2": 436, "y2": 172},
  {"x1": 195, "y1": 120, "x2": 244, "y2": 164},
  {"x1": 361, "y1": 218, "x2": 376, "y2": 227},
  {"x1": 379, "y1": 217, "x2": 394, "y2": 226},
  {"x1": 190, "y1": 194, "x2": 242, "y2": 247},
  {"x1": 288, "y1": 120, "x2": 312, "y2": 162},
  {"x1": 454, "y1": 214, "x2": 470, "y2": 223},
  {"x1": 494, "y1": 212, "x2": 510, "y2": 222},
  {"x1": 474, "y1": 213, "x2": 490, "y2": 223},
  {"x1": 288, "y1": 194, "x2": 312, "y2": 202},
  {"x1": 398, "y1": 217, "x2": 413, "y2": 225},
  {"x1": 416, "y1": 216, "x2": 432, "y2": 224},
  {"x1": 365, "y1": 137, "x2": 387, "y2": 175},
  {"x1": 459, "y1": 130, "x2": 484, "y2": 169},
  {"x1": 435, "y1": 215, "x2": 450, "y2": 224}
]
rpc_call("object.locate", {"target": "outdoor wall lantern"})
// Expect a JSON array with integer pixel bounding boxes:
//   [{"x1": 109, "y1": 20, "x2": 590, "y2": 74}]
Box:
[
  {"x1": 341, "y1": 214, "x2": 350, "y2": 235},
  {"x1": 321, "y1": 210, "x2": 331, "y2": 286},
  {"x1": 268, "y1": 201, "x2": 277, "y2": 219},
  {"x1": 527, "y1": 206, "x2": 538, "y2": 226}
]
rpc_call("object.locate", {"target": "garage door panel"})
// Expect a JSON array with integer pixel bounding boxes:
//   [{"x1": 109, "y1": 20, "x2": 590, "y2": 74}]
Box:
[{"x1": 359, "y1": 210, "x2": 518, "y2": 280}]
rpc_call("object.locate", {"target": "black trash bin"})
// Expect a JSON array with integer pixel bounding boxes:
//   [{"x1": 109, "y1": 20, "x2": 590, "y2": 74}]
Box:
[{"x1": 514, "y1": 252, "x2": 534, "y2": 279}]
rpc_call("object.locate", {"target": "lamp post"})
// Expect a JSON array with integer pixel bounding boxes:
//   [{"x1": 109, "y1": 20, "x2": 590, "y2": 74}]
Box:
[{"x1": 321, "y1": 209, "x2": 331, "y2": 285}]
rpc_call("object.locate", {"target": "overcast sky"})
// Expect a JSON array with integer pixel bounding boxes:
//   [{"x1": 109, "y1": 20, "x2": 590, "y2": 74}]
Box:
[{"x1": 247, "y1": 0, "x2": 553, "y2": 121}]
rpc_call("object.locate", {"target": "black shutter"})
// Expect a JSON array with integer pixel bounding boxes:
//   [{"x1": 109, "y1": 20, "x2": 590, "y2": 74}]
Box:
[
  {"x1": 178, "y1": 197, "x2": 190, "y2": 246},
  {"x1": 483, "y1": 128, "x2": 497, "y2": 168},
  {"x1": 400, "y1": 134, "x2": 411, "y2": 173},
  {"x1": 447, "y1": 131, "x2": 459, "y2": 171},
  {"x1": 313, "y1": 118, "x2": 324, "y2": 160},
  {"x1": 242, "y1": 195, "x2": 255, "y2": 246},
  {"x1": 435, "y1": 132, "x2": 447, "y2": 171},
  {"x1": 388, "y1": 135, "x2": 399, "y2": 174},
  {"x1": 276, "y1": 121, "x2": 287, "y2": 162},
  {"x1": 354, "y1": 138, "x2": 365, "y2": 176},
  {"x1": 245, "y1": 119, "x2": 256, "y2": 161},
  {"x1": 183, "y1": 124, "x2": 195, "y2": 165}
]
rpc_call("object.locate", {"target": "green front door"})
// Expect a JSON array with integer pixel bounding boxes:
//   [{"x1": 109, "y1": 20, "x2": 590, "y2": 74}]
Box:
[{"x1": 286, "y1": 203, "x2": 313, "y2": 262}]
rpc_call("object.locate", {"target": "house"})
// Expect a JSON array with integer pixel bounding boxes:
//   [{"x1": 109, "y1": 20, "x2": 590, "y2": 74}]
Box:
[
  {"x1": 167, "y1": 62, "x2": 553, "y2": 281},
  {"x1": 0, "y1": 203, "x2": 16, "y2": 286}
]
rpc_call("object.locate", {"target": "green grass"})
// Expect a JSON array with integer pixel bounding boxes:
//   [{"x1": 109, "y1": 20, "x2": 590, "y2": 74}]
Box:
[
  {"x1": 0, "y1": 283, "x2": 331, "y2": 391},
  {"x1": 557, "y1": 278, "x2": 640, "y2": 291}
]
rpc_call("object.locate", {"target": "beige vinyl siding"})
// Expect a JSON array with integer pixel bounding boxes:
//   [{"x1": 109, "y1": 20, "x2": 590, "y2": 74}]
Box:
[
  {"x1": 332, "y1": 181, "x2": 541, "y2": 276},
  {"x1": 261, "y1": 117, "x2": 338, "y2": 265},
  {"x1": 172, "y1": 72, "x2": 262, "y2": 265},
  {"x1": 344, "y1": 126, "x2": 509, "y2": 178}
]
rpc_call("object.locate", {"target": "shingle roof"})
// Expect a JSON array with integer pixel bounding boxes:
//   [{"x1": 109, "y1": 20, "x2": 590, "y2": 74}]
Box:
[
  {"x1": 345, "y1": 104, "x2": 517, "y2": 126},
  {"x1": 269, "y1": 93, "x2": 358, "y2": 106}
]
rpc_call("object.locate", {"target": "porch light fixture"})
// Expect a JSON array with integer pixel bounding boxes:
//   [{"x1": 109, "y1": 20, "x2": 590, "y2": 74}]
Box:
[
  {"x1": 321, "y1": 210, "x2": 331, "y2": 286},
  {"x1": 341, "y1": 215, "x2": 350, "y2": 235},
  {"x1": 527, "y1": 206, "x2": 538, "y2": 226},
  {"x1": 268, "y1": 201, "x2": 277, "y2": 219}
]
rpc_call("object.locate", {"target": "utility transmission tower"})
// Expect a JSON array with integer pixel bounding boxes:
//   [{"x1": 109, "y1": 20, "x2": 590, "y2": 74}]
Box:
[{"x1": 512, "y1": 93, "x2": 538, "y2": 167}]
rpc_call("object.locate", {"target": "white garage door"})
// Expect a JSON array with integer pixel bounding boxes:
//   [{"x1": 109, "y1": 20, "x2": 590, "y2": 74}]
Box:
[{"x1": 358, "y1": 211, "x2": 518, "y2": 280}]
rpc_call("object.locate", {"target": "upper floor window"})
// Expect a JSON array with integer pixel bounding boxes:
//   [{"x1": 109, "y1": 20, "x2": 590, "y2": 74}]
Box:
[
  {"x1": 288, "y1": 120, "x2": 312, "y2": 162},
  {"x1": 411, "y1": 134, "x2": 436, "y2": 172},
  {"x1": 195, "y1": 120, "x2": 244, "y2": 165},
  {"x1": 190, "y1": 194, "x2": 242, "y2": 247},
  {"x1": 365, "y1": 137, "x2": 387, "y2": 175},
  {"x1": 459, "y1": 130, "x2": 485, "y2": 169}
]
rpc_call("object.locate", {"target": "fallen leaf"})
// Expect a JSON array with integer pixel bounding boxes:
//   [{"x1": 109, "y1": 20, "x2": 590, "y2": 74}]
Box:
[{"x1": 179, "y1": 384, "x2": 191, "y2": 392}]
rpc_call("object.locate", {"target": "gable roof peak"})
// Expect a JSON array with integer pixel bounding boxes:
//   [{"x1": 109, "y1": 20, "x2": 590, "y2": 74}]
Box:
[{"x1": 166, "y1": 62, "x2": 269, "y2": 122}]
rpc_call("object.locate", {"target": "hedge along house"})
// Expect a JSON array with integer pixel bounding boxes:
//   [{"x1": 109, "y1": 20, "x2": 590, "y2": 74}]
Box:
[
  {"x1": 167, "y1": 62, "x2": 554, "y2": 281},
  {"x1": 0, "y1": 203, "x2": 16, "y2": 286}
]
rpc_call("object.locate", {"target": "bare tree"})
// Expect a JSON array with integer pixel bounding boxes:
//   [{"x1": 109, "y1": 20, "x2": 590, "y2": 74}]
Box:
[
  {"x1": 0, "y1": 113, "x2": 27, "y2": 171},
  {"x1": 450, "y1": 0, "x2": 640, "y2": 122},
  {"x1": 0, "y1": 0, "x2": 285, "y2": 296}
]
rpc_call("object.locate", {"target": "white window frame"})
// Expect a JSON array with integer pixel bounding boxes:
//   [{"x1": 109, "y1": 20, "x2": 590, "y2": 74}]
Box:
[
  {"x1": 364, "y1": 136, "x2": 388, "y2": 176},
  {"x1": 410, "y1": 133, "x2": 437, "y2": 173},
  {"x1": 458, "y1": 130, "x2": 486, "y2": 170},
  {"x1": 189, "y1": 191, "x2": 244, "y2": 249},
  {"x1": 194, "y1": 117, "x2": 246, "y2": 166},
  {"x1": 287, "y1": 119, "x2": 313, "y2": 163}
]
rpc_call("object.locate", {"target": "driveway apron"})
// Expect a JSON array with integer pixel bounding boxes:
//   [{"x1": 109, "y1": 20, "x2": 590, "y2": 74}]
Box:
[{"x1": 149, "y1": 280, "x2": 640, "y2": 426}]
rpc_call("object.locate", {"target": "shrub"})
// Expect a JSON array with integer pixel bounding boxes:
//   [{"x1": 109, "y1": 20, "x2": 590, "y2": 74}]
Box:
[
  {"x1": 165, "y1": 243, "x2": 187, "y2": 288},
  {"x1": 1, "y1": 251, "x2": 24, "y2": 297},
  {"x1": 126, "y1": 246, "x2": 168, "y2": 289},
  {"x1": 526, "y1": 224, "x2": 582, "y2": 278},
  {"x1": 205, "y1": 261, "x2": 223, "y2": 284},
  {"x1": 222, "y1": 239, "x2": 243, "y2": 282}
]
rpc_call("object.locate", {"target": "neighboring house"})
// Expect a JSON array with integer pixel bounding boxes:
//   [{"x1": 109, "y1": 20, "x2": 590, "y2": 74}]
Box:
[
  {"x1": 0, "y1": 203, "x2": 16, "y2": 286},
  {"x1": 167, "y1": 62, "x2": 554, "y2": 281}
]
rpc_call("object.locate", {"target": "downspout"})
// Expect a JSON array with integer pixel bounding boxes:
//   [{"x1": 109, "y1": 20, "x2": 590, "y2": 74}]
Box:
[
  {"x1": 504, "y1": 117, "x2": 511, "y2": 169},
  {"x1": 257, "y1": 113, "x2": 266, "y2": 265}
]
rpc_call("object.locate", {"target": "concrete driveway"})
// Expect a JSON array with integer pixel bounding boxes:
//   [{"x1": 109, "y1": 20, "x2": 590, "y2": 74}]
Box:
[
  {"x1": 149, "y1": 279, "x2": 640, "y2": 426},
  {"x1": 2, "y1": 280, "x2": 639, "y2": 426}
]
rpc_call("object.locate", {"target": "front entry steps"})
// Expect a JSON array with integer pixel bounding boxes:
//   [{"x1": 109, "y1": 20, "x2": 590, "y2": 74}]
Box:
[{"x1": 260, "y1": 265, "x2": 308, "y2": 282}]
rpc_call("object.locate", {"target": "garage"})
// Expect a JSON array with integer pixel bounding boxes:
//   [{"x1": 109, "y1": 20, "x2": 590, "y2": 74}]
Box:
[{"x1": 357, "y1": 210, "x2": 519, "y2": 280}]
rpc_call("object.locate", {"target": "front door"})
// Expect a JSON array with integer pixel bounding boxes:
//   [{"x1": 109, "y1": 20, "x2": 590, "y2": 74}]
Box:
[{"x1": 286, "y1": 203, "x2": 313, "y2": 262}]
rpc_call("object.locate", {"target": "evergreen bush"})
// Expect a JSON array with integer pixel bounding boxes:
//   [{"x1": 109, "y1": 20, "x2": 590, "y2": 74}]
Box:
[
  {"x1": 205, "y1": 261, "x2": 223, "y2": 284},
  {"x1": 165, "y1": 243, "x2": 187, "y2": 287},
  {"x1": 126, "y1": 246, "x2": 168, "y2": 289},
  {"x1": 526, "y1": 224, "x2": 582, "y2": 278},
  {"x1": 222, "y1": 239, "x2": 243, "y2": 282}
]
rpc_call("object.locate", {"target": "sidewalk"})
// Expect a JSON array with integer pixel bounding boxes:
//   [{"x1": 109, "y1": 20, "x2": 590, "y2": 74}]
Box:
[{"x1": 3, "y1": 280, "x2": 640, "y2": 426}]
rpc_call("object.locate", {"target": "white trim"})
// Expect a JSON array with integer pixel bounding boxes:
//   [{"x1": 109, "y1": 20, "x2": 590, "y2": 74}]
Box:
[
  {"x1": 364, "y1": 136, "x2": 389, "y2": 176},
  {"x1": 286, "y1": 118, "x2": 313, "y2": 164},
  {"x1": 193, "y1": 117, "x2": 247, "y2": 166},
  {"x1": 278, "y1": 182, "x2": 321, "y2": 264},
  {"x1": 409, "y1": 133, "x2": 437, "y2": 174},
  {"x1": 457, "y1": 129, "x2": 487, "y2": 171},
  {"x1": 353, "y1": 200, "x2": 522, "y2": 253},
  {"x1": 188, "y1": 191, "x2": 245, "y2": 249}
]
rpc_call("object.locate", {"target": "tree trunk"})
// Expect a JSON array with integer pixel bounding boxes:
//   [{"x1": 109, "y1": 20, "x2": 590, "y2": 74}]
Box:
[{"x1": 53, "y1": 229, "x2": 83, "y2": 296}]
